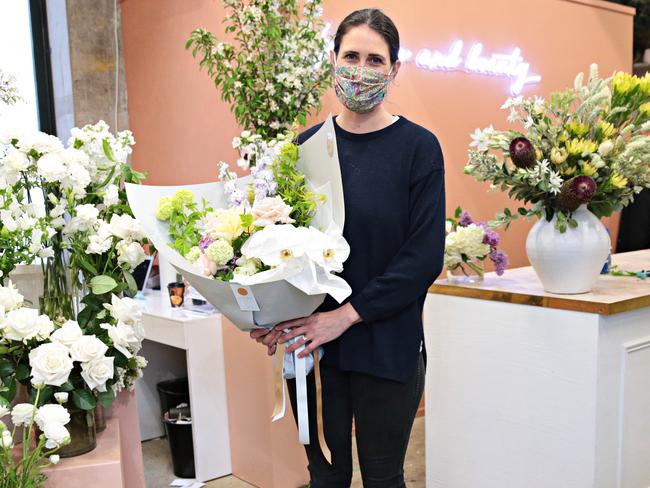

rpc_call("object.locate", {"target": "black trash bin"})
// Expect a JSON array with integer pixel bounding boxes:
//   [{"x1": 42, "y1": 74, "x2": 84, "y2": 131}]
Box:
[
  {"x1": 163, "y1": 412, "x2": 195, "y2": 479},
  {"x1": 157, "y1": 377, "x2": 190, "y2": 418}
]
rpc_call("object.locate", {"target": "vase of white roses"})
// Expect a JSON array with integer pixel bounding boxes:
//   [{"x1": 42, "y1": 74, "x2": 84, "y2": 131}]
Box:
[{"x1": 465, "y1": 65, "x2": 650, "y2": 294}]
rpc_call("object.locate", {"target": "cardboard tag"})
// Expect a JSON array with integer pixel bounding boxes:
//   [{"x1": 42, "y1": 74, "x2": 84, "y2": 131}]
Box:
[{"x1": 230, "y1": 284, "x2": 260, "y2": 312}]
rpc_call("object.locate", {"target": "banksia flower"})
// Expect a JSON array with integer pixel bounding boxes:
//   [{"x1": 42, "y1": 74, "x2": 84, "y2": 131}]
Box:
[
  {"x1": 509, "y1": 137, "x2": 537, "y2": 169},
  {"x1": 555, "y1": 175, "x2": 597, "y2": 211}
]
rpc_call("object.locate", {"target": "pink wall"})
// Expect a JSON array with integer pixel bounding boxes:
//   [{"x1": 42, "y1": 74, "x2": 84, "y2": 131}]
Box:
[{"x1": 121, "y1": 1, "x2": 634, "y2": 486}]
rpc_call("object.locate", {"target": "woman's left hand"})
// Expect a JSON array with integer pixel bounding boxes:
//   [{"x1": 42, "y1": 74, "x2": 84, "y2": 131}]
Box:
[{"x1": 275, "y1": 303, "x2": 361, "y2": 358}]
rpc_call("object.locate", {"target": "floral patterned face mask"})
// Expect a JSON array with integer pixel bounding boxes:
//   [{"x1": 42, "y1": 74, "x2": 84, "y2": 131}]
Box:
[{"x1": 333, "y1": 61, "x2": 394, "y2": 114}]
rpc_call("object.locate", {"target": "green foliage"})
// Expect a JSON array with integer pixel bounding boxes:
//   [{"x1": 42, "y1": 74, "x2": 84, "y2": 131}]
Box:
[
  {"x1": 273, "y1": 142, "x2": 325, "y2": 227},
  {"x1": 186, "y1": 0, "x2": 332, "y2": 138}
]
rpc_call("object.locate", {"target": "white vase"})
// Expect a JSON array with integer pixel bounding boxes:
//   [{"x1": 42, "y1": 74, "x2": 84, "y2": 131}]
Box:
[{"x1": 525, "y1": 205, "x2": 610, "y2": 294}]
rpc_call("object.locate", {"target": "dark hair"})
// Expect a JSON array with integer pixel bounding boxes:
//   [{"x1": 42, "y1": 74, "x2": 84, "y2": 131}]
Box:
[{"x1": 334, "y1": 9, "x2": 400, "y2": 64}]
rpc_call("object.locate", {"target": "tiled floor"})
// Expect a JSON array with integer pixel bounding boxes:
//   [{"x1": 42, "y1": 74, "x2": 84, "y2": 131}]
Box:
[{"x1": 142, "y1": 417, "x2": 425, "y2": 488}]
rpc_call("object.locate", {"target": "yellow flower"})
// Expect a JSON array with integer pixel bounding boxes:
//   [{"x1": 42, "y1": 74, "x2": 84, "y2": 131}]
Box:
[
  {"x1": 597, "y1": 121, "x2": 616, "y2": 139},
  {"x1": 562, "y1": 166, "x2": 577, "y2": 177},
  {"x1": 640, "y1": 73, "x2": 650, "y2": 96},
  {"x1": 204, "y1": 207, "x2": 244, "y2": 241},
  {"x1": 612, "y1": 71, "x2": 635, "y2": 94},
  {"x1": 579, "y1": 162, "x2": 598, "y2": 177},
  {"x1": 609, "y1": 173, "x2": 628, "y2": 189},
  {"x1": 535, "y1": 148, "x2": 544, "y2": 161},
  {"x1": 640, "y1": 102, "x2": 650, "y2": 117},
  {"x1": 566, "y1": 120, "x2": 589, "y2": 138},
  {"x1": 566, "y1": 138, "x2": 598, "y2": 156},
  {"x1": 550, "y1": 147, "x2": 568, "y2": 165}
]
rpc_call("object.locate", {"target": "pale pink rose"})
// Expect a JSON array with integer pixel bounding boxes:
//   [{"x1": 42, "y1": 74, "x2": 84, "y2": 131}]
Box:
[
  {"x1": 252, "y1": 197, "x2": 295, "y2": 227},
  {"x1": 195, "y1": 253, "x2": 218, "y2": 277}
]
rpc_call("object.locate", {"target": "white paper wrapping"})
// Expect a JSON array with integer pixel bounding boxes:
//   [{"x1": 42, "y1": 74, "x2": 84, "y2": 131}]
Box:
[{"x1": 125, "y1": 115, "x2": 350, "y2": 332}]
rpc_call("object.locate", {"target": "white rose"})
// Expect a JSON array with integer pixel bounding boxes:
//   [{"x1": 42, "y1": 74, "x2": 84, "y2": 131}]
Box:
[
  {"x1": 11, "y1": 403, "x2": 36, "y2": 427},
  {"x1": 35, "y1": 404, "x2": 70, "y2": 431},
  {"x1": 0, "y1": 405, "x2": 9, "y2": 418},
  {"x1": 81, "y1": 356, "x2": 114, "y2": 392},
  {"x1": 103, "y1": 184, "x2": 120, "y2": 207},
  {"x1": 251, "y1": 196, "x2": 295, "y2": 227},
  {"x1": 29, "y1": 342, "x2": 74, "y2": 387},
  {"x1": 86, "y1": 220, "x2": 113, "y2": 254},
  {"x1": 54, "y1": 392, "x2": 69, "y2": 404},
  {"x1": 100, "y1": 323, "x2": 132, "y2": 358},
  {"x1": 1, "y1": 430, "x2": 12, "y2": 448},
  {"x1": 43, "y1": 422, "x2": 70, "y2": 449},
  {"x1": 103, "y1": 295, "x2": 142, "y2": 326},
  {"x1": 64, "y1": 204, "x2": 99, "y2": 234},
  {"x1": 4, "y1": 146, "x2": 30, "y2": 173},
  {"x1": 3, "y1": 308, "x2": 54, "y2": 342},
  {"x1": 0, "y1": 282, "x2": 24, "y2": 312},
  {"x1": 116, "y1": 240, "x2": 146, "y2": 270},
  {"x1": 51, "y1": 320, "x2": 83, "y2": 347},
  {"x1": 109, "y1": 214, "x2": 145, "y2": 241},
  {"x1": 117, "y1": 320, "x2": 145, "y2": 351},
  {"x1": 70, "y1": 335, "x2": 108, "y2": 363},
  {"x1": 36, "y1": 152, "x2": 67, "y2": 182}
]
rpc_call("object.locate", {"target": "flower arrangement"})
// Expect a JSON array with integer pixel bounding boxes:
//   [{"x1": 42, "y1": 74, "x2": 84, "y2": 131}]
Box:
[
  {"x1": 0, "y1": 387, "x2": 70, "y2": 488},
  {"x1": 186, "y1": 0, "x2": 332, "y2": 139},
  {"x1": 0, "y1": 121, "x2": 148, "y2": 414},
  {"x1": 0, "y1": 282, "x2": 145, "y2": 417},
  {"x1": 444, "y1": 207, "x2": 509, "y2": 280},
  {"x1": 156, "y1": 131, "x2": 346, "y2": 283},
  {"x1": 464, "y1": 65, "x2": 650, "y2": 233}
]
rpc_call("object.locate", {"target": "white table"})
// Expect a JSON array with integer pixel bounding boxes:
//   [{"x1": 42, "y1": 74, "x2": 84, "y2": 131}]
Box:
[
  {"x1": 135, "y1": 291, "x2": 232, "y2": 482},
  {"x1": 423, "y1": 250, "x2": 650, "y2": 488}
]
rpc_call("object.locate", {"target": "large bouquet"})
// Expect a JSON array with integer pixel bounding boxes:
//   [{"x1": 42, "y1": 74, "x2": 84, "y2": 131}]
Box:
[
  {"x1": 464, "y1": 65, "x2": 650, "y2": 232},
  {"x1": 127, "y1": 115, "x2": 350, "y2": 331}
]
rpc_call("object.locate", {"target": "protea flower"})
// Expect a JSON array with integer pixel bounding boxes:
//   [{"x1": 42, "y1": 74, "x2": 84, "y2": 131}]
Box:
[
  {"x1": 509, "y1": 137, "x2": 537, "y2": 169},
  {"x1": 555, "y1": 175, "x2": 597, "y2": 211}
]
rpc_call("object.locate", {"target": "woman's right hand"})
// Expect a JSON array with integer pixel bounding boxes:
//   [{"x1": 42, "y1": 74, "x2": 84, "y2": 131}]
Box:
[{"x1": 249, "y1": 328, "x2": 283, "y2": 356}]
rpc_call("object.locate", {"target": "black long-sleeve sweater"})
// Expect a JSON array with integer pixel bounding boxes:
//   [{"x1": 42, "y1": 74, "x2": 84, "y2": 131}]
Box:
[{"x1": 298, "y1": 115, "x2": 446, "y2": 382}]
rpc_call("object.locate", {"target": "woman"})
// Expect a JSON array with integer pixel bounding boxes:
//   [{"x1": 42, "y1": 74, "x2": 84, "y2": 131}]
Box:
[{"x1": 250, "y1": 8, "x2": 445, "y2": 487}]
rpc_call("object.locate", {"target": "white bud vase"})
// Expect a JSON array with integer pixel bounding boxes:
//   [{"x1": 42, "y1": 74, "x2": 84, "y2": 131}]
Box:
[{"x1": 525, "y1": 204, "x2": 610, "y2": 294}]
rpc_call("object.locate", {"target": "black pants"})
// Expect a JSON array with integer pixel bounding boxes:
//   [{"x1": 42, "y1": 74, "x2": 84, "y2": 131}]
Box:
[{"x1": 287, "y1": 354, "x2": 425, "y2": 488}]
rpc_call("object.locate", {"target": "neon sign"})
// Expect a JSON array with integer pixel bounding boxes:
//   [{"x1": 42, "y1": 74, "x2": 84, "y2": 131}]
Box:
[
  {"x1": 322, "y1": 23, "x2": 542, "y2": 95},
  {"x1": 409, "y1": 41, "x2": 541, "y2": 95}
]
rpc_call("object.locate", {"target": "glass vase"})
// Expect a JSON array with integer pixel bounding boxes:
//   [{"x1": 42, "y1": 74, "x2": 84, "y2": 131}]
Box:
[
  {"x1": 94, "y1": 403, "x2": 107, "y2": 433},
  {"x1": 39, "y1": 232, "x2": 74, "y2": 321},
  {"x1": 57, "y1": 407, "x2": 97, "y2": 458},
  {"x1": 447, "y1": 260, "x2": 485, "y2": 285}
]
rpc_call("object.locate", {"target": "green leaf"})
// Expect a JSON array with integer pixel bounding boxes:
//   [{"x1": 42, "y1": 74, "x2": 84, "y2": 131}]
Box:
[
  {"x1": 0, "y1": 346, "x2": 8, "y2": 354},
  {"x1": 123, "y1": 270, "x2": 137, "y2": 293},
  {"x1": 72, "y1": 389, "x2": 97, "y2": 410},
  {"x1": 568, "y1": 218, "x2": 578, "y2": 228},
  {"x1": 102, "y1": 139, "x2": 116, "y2": 162},
  {"x1": 59, "y1": 381, "x2": 75, "y2": 392},
  {"x1": 0, "y1": 377, "x2": 16, "y2": 404},
  {"x1": 97, "y1": 389, "x2": 116, "y2": 409},
  {"x1": 0, "y1": 359, "x2": 15, "y2": 378},
  {"x1": 454, "y1": 206, "x2": 462, "y2": 218},
  {"x1": 15, "y1": 363, "x2": 30, "y2": 381},
  {"x1": 90, "y1": 275, "x2": 118, "y2": 295}
]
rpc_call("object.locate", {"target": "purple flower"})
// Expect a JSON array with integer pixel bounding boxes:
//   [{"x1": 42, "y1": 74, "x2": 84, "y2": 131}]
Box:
[
  {"x1": 489, "y1": 249, "x2": 509, "y2": 276},
  {"x1": 459, "y1": 210, "x2": 473, "y2": 227},
  {"x1": 199, "y1": 235, "x2": 214, "y2": 251},
  {"x1": 483, "y1": 228, "x2": 500, "y2": 247}
]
